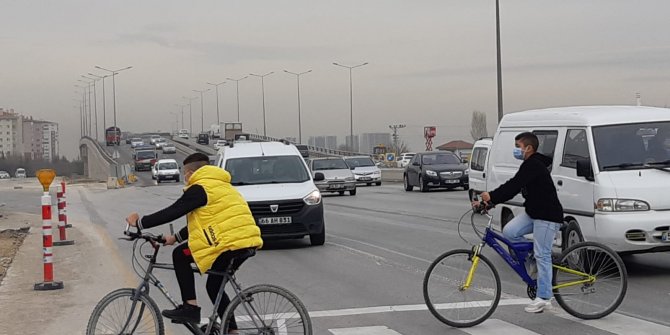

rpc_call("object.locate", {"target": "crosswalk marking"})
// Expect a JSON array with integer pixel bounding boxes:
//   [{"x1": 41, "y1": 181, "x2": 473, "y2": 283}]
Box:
[
  {"x1": 329, "y1": 326, "x2": 403, "y2": 335},
  {"x1": 461, "y1": 319, "x2": 541, "y2": 335},
  {"x1": 554, "y1": 310, "x2": 670, "y2": 335}
]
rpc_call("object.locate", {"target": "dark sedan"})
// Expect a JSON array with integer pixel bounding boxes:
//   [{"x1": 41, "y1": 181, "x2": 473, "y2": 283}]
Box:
[{"x1": 404, "y1": 151, "x2": 469, "y2": 192}]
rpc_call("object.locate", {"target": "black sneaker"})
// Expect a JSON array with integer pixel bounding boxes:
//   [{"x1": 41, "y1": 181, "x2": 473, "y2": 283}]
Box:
[{"x1": 162, "y1": 303, "x2": 201, "y2": 324}]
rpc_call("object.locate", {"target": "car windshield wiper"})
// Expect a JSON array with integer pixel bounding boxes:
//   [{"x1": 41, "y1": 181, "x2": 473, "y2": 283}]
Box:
[
  {"x1": 602, "y1": 162, "x2": 646, "y2": 171},
  {"x1": 646, "y1": 159, "x2": 670, "y2": 167}
]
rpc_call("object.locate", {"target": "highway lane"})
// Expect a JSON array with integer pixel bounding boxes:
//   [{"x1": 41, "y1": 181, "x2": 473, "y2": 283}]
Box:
[{"x1": 71, "y1": 164, "x2": 670, "y2": 335}]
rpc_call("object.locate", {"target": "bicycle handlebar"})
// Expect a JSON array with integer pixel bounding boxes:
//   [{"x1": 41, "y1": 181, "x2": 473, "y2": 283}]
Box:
[{"x1": 122, "y1": 223, "x2": 167, "y2": 244}]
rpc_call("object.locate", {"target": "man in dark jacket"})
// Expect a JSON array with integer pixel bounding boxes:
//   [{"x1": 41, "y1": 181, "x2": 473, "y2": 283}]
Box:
[{"x1": 474, "y1": 132, "x2": 563, "y2": 313}]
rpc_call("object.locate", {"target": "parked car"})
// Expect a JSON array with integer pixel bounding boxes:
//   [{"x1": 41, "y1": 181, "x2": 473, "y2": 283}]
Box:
[
  {"x1": 468, "y1": 138, "x2": 493, "y2": 201},
  {"x1": 149, "y1": 134, "x2": 161, "y2": 145},
  {"x1": 130, "y1": 138, "x2": 144, "y2": 148},
  {"x1": 484, "y1": 106, "x2": 670, "y2": 254},
  {"x1": 161, "y1": 143, "x2": 177, "y2": 154},
  {"x1": 398, "y1": 152, "x2": 416, "y2": 168},
  {"x1": 15, "y1": 168, "x2": 26, "y2": 178},
  {"x1": 151, "y1": 159, "x2": 180, "y2": 183},
  {"x1": 403, "y1": 152, "x2": 468, "y2": 192},
  {"x1": 213, "y1": 139, "x2": 228, "y2": 149},
  {"x1": 344, "y1": 156, "x2": 382, "y2": 186},
  {"x1": 0, "y1": 171, "x2": 10, "y2": 179},
  {"x1": 154, "y1": 138, "x2": 167, "y2": 149},
  {"x1": 197, "y1": 133, "x2": 210, "y2": 145},
  {"x1": 217, "y1": 141, "x2": 326, "y2": 246},
  {"x1": 308, "y1": 157, "x2": 357, "y2": 196}
]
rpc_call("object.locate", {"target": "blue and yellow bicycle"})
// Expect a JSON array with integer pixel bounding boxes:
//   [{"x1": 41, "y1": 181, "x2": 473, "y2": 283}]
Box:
[{"x1": 423, "y1": 201, "x2": 628, "y2": 328}]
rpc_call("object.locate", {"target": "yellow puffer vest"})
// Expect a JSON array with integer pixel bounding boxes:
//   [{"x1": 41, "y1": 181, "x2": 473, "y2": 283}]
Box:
[{"x1": 185, "y1": 165, "x2": 263, "y2": 273}]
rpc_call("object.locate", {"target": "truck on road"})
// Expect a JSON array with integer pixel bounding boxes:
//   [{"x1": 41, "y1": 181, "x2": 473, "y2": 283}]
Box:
[
  {"x1": 221, "y1": 122, "x2": 243, "y2": 142},
  {"x1": 105, "y1": 126, "x2": 121, "y2": 146}
]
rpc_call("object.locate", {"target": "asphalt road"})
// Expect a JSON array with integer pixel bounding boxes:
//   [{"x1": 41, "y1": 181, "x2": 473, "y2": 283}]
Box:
[{"x1": 71, "y1": 141, "x2": 670, "y2": 334}]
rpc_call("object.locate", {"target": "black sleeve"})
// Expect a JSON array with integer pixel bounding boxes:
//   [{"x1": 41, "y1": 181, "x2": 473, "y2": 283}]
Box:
[
  {"x1": 489, "y1": 160, "x2": 543, "y2": 204},
  {"x1": 137, "y1": 185, "x2": 207, "y2": 230},
  {"x1": 175, "y1": 226, "x2": 188, "y2": 243}
]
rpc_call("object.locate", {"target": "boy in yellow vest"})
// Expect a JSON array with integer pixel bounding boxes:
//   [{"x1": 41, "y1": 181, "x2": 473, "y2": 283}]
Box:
[{"x1": 126, "y1": 153, "x2": 263, "y2": 331}]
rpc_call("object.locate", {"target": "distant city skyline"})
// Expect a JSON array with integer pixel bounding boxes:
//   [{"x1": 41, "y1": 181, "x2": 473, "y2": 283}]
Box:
[{"x1": 2, "y1": 1, "x2": 670, "y2": 158}]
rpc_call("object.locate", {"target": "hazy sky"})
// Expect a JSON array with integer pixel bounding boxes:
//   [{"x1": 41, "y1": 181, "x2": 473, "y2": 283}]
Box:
[{"x1": 2, "y1": 0, "x2": 670, "y2": 159}]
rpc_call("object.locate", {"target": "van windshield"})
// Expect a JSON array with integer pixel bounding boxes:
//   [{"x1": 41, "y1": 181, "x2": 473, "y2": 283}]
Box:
[
  {"x1": 136, "y1": 151, "x2": 155, "y2": 160},
  {"x1": 159, "y1": 162, "x2": 178, "y2": 170},
  {"x1": 225, "y1": 155, "x2": 310, "y2": 185},
  {"x1": 593, "y1": 121, "x2": 670, "y2": 171}
]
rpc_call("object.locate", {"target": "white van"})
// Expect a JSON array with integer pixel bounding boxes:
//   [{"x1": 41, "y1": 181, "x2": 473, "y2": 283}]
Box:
[
  {"x1": 468, "y1": 138, "x2": 493, "y2": 201},
  {"x1": 216, "y1": 141, "x2": 326, "y2": 246},
  {"x1": 484, "y1": 106, "x2": 670, "y2": 254}
]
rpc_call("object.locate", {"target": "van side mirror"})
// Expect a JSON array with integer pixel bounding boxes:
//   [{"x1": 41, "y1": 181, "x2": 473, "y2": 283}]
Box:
[
  {"x1": 412, "y1": 161, "x2": 420, "y2": 166},
  {"x1": 314, "y1": 172, "x2": 325, "y2": 181},
  {"x1": 576, "y1": 159, "x2": 594, "y2": 181},
  {"x1": 462, "y1": 159, "x2": 469, "y2": 164}
]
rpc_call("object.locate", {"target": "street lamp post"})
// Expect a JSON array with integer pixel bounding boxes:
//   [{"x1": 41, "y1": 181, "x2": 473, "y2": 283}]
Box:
[
  {"x1": 284, "y1": 69, "x2": 312, "y2": 144},
  {"x1": 95, "y1": 65, "x2": 132, "y2": 138},
  {"x1": 333, "y1": 62, "x2": 368, "y2": 151},
  {"x1": 496, "y1": 0, "x2": 504, "y2": 121},
  {"x1": 82, "y1": 75, "x2": 99, "y2": 140},
  {"x1": 174, "y1": 104, "x2": 186, "y2": 131},
  {"x1": 88, "y1": 73, "x2": 109, "y2": 137},
  {"x1": 78, "y1": 80, "x2": 93, "y2": 136},
  {"x1": 249, "y1": 72, "x2": 274, "y2": 137},
  {"x1": 206, "y1": 81, "x2": 226, "y2": 128},
  {"x1": 183, "y1": 96, "x2": 198, "y2": 136},
  {"x1": 75, "y1": 85, "x2": 89, "y2": 137},
  {"x1": 226, "y1": 76, "x2": 248, "y2": 122},
  {"x1": 192, "y1": 89, "x2": 211, "y2": 134}
]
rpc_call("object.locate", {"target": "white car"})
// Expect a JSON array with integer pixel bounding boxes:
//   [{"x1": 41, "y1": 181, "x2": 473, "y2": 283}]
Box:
[
  {"x1": 398, "y1": 152, "x2": 416, "y2": 168},
  {"x1": 15, "y1": 168, "x2": 26, "y2": 178},
  {"x1": 218, "y1": 141, "x2": 326, "y2": 246},
  {"x1": 214, "y1": 139, "x2": 228, "y2": 149},
  {"x1": 344, "y1": 156, "x2": 382, "y2": 186},
  {"x1": 152, "y1": 159, "x2": 180, "y2": 183},
  {"x1": 154, "y1": 138, "x2": 168, "y2": 149},
  {"x1": 0, "y1": 171, "x2": 10, "y2": 179},
  {"x1": 130, "y1": 138, "x2": 144, "y2": 148},
  {"x1": 149, "y1": 135, "x2": 161, "y2": 145},
  {"x1": 162, "y1": 143, "x2": 177, "y2": 154},
  {"x1": 178, "y1": 129, "x2": 189, "y2": 139}
]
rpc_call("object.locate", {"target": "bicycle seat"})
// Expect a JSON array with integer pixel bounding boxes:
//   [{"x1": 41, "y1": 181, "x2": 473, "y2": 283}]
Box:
[{"x1": 206, "y1": 248, "x2": 256, "y2": 277}]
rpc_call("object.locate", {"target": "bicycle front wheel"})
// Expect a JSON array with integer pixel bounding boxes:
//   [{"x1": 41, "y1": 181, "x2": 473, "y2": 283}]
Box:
[
  {"x1": 86, "y1": 288, "x2": 164, "y2": 335},
  {"x1": 423, "y1": 249, "x2": 501, "y2": 328},
  {"x1": 222, "y1": 284, "x2": 312, "y2": 335},
  {"x1": 553, "y1": 241, "x2": 628, "y2": 319}
]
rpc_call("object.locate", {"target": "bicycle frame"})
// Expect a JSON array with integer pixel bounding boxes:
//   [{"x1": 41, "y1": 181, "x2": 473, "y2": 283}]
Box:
[{"x1": 464, "y1": 212, "x2": 594, "y2": 292}]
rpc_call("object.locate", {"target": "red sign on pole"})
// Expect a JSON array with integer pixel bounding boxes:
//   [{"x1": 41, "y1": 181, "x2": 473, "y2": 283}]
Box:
[{"x1": 424, "y1": 126, "x2": 436, "y2": 151}]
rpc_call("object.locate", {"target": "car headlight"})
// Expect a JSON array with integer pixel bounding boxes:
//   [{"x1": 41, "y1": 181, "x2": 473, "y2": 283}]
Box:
[
  {"x1": 345, "y1": 176, "x2": 355, "y2": 181},
  {"x1": 596, "y1": 198, "x2": 650, "y2": 212},
  {"x1": 464, "y1": 170, "x2": 469, "y2": 175},
  {"x1": 426, "y1": 170, "x2": 438, "y2": 177},
  {"x1": 303, "y1": 190, "x2": 322, "y2": 205}
]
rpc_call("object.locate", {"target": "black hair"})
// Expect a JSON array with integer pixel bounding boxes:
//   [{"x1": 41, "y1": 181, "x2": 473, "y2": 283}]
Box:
[
  {"x1": 183, "y1": 153, "x2": 210, "y2": 165},
  {"x1": 515, "y1": 132, "x2": 539, "y2": 152}
]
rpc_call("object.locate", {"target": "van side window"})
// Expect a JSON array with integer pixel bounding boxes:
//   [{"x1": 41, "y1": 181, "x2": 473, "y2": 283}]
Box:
[
  {"x1": 562, "y1": 129, "x2": 589, "y2": 169},
  {"x1": 470, "y1": 147, "x2": 487, "y2": 171},
  {"x1": 532, "y1": 130, "x2": 559, "y2": 159}
]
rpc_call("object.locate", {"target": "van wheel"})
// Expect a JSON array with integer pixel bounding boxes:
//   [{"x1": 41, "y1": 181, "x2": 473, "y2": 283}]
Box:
[
  {"x1": 563, "y1": 220, "x2": 584, "y2": 251},
  {"x1": 175, "y1": 177, "x2": 180, "y2": 183},
  {"x1": 310, "y1": 227, "x2": 326, "y2": 246},
  {"x1": 376, "y1": 182, "x2": 382, "y2": 186},
  {"x1": 404, "y1": 175, "x2": 413, "y2": 192},
  {"x1": 463, "y1": 184, "x2": 470, "y2": 191},
  {"x1": 468, "y1": 189, "x2": 476, "y2": 202},
  {"x1": 419, "y1": 176, "x2": 428, "y2": 193},
  {"x1": 349, "y1": 189, "x2": 357, "y2": 196},
  {"x1": 338, "y1": 191, "x2": 345, "y2": 196},
  {"x1": 366, "y1": 183, "x2": 372, "y2": 186}
]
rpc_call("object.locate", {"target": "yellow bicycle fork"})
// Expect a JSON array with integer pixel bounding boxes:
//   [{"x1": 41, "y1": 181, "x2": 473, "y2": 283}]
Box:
[{"x1": 461, "y1": 245, "x2": 483, "y2": 290}]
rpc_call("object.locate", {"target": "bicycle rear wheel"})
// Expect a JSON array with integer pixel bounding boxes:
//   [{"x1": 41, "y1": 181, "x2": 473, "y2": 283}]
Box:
[
  {"x1": 222, "y1": 284, "x2": 312, "y2": 334},
  {"x1": 553, "y1": 241, "x2": 627, "y2": 319},
  {"x1": 86, "y1": 288, "x2": 164, "y2": 335},
  {"x1": 423, "y1": 249, "x2": 501, "y2": 328}
]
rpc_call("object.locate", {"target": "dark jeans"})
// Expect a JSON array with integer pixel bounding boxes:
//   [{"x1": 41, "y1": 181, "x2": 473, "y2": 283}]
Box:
[{"x1": 172, "y1": 243, "x2": 249, "y2": 329}]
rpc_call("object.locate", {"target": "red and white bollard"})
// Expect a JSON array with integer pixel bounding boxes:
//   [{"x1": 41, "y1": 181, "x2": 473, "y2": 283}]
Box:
[
  {"x1": 61, "y1": 181, "x2": 72, "y2": 228},
  {"x1": 53, "y1": 182, "x2": 74, "y2": 246},
  {"x1": 34, "y1": 191, "x2": 64, "y2": 291}
]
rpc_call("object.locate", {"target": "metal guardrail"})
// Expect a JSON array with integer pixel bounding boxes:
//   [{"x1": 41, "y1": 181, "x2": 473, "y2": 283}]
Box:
[
  {"x1": 245, "y1": 134, "x2": 372, "y2": 158},
  {"x1": 170, "y1": 136, "x2": 218, "y2": 155}
]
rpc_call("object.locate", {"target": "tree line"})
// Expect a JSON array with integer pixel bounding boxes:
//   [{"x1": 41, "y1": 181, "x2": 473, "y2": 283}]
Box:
[{"x1": 0, "y1": 156, "x2": 84, "y2": 177}]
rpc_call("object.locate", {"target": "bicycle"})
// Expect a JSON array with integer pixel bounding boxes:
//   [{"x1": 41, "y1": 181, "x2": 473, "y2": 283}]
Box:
[
  {"x1": 423, "y1": 201, "x2": 628, "y2": 328},
  {"x1": 86, "y1": 225, "x2": 312, "y2": 335}
]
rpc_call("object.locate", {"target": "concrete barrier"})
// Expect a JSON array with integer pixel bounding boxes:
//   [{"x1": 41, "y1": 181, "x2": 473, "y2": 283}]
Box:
[{"x1": 381, "y1": 168, "x2": 404, "y2": 182}]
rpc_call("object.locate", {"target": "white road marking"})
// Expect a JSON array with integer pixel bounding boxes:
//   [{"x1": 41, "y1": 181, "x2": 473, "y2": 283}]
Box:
[
  {"x1": 329, "y1": 326, "x2": 403, "y2": 335},
  {"x1": 461, "y1": 319, "x2": 541, "y2": 335},
  {"x1": 554, "y1": 310, "x2": 670, "y2": 335}
]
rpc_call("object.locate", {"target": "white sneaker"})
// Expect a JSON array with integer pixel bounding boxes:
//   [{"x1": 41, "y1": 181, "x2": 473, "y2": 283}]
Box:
[{"x1": 524, "y1": 298, "x2": 552, "y2": 313}]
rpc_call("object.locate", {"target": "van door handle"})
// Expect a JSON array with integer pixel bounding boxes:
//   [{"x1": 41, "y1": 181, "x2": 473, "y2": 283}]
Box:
[
  {"x1": 557, "y1": 180, "x2": 563, "y2": 186},
  {"x1": 483, "y1": 173, "x2": 486, "y2": 178}
]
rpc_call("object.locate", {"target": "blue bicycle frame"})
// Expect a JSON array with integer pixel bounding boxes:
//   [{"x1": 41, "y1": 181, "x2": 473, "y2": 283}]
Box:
[{"x1": 481, "y1": 226, "x2": 537, "y2": 288}]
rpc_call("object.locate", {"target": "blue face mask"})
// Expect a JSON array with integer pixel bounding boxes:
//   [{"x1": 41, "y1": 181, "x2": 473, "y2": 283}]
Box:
[{"x1": 513, "y1": 147, "x2": 525, "y2": 160}]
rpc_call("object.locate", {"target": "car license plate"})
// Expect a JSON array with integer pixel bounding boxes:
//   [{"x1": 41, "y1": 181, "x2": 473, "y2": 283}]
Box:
[
  {"x1": 258, "y1": 217, "x2": 292, "y2": 225},
  {"x1": 445, "y1": 179, "x2": 459, "y2": 184},
  {"x1": 663, "y1": 231, "x2": 670, "y2": 242},
  {"x1": 329, "y1": 184, "x2": 344, "y2": 189},
  {"x1": 360, "y1": 177, "x2": 371, "y2": 181}
]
